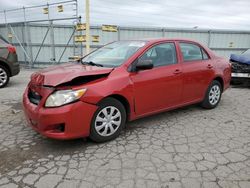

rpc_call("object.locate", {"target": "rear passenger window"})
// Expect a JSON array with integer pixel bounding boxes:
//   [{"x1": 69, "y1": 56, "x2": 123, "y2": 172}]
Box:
[
  {"x1": 180, "y1": 43, "x2": 207, "y2": 62},
  {"x1": 139, "y1": 43, "x2": 177, "y2": 67}
]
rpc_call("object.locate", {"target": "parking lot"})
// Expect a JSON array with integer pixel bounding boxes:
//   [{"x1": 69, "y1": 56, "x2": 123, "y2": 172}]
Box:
[{"x1": 0, "y1": 69, "x2": 249, "y2": 188}]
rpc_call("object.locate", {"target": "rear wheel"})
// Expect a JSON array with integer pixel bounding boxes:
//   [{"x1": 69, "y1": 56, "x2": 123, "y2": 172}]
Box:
[
  {"x1": 89, "y1": 98, "x2": 126, "y2": 142},
  {"x1": 201, "y1": 80, "x2": 222, "y2": 109},
  {"x1": 0, "y1": 65, "x2": 9, "y2": 88}
]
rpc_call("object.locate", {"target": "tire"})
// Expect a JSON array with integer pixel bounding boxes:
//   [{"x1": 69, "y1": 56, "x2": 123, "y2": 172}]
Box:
[
  {"x1": 89, "y1": 98, "x2": 126, "y2": 142},
  {"x1": 201, "y1": 80, "x2": 222, "y2": 109},
  {"x1": 0, "y1": 65, "x2": 10, "y2": 88}
]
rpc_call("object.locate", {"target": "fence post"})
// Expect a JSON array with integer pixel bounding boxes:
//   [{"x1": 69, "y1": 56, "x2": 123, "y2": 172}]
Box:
[
  {"x1": 21, "y1": 23, "x2": 27, "y2": 64},
  {"x1": 73, "y1": 25, "x2": 76, "y2": 56},
  {"x1": 117, "y1": 26, "x2": 121, "y2": 41},
  {"x1": 162, "y1": 28, "x2": 165, "y2": 37},
  {"x1": 50, "y1": 20, "x2": 56, "y2": 63},
  {"x1": 79, "y1": 17, "x2": 83, "y2": 57},
  {"x1": 26, "y1": 23, "x2": 33, "y2": 68},
  {"x1": 23, "y1": 6, "x2": 34, "y2": 67},
  {"x1": 208, "y1": 30, "x2": 211, "y2": 48},
  {"x1": 3, "y1": 10, "x2": 7, "y2": 36}
]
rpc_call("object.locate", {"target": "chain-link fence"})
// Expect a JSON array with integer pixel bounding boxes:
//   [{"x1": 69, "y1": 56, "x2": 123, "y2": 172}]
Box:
[{"x1": 0, "y1": 0, "x2": 83, "y2": 67}]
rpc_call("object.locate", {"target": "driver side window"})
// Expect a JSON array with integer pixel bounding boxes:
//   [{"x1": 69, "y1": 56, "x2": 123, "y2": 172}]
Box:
[{"x1": 139, "y1": 43, "x2": 177, "y2": 67}]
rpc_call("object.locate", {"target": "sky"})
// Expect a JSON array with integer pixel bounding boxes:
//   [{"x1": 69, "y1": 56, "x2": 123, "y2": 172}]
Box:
[{"x1": 0, "y1": 0, "x2": 250, "y2": 30}]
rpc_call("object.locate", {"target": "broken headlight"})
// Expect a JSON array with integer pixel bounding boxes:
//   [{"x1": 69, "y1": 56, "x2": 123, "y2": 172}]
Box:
[{"x1": 45, "y1": 89, "x2": 87, "y2": 107}]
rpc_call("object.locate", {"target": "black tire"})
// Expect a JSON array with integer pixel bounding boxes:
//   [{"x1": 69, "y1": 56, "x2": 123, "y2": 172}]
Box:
[
  {"x1": 0, "y1": 65, "x2": 10, "y2": 88},
  {"x1": 201, "y1": 80, "x2": 222, "y2": 109},
  {"x1": 89, "y1": 98, "x2": 126, "y2": 142}
]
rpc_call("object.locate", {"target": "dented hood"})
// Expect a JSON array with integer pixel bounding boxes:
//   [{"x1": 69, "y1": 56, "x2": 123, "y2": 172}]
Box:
[{"x1": 30, "y1": 63, "x2": 113, "y2": 86}]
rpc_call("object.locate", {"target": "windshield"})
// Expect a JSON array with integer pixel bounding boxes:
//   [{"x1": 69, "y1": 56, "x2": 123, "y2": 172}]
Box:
[
  {"x1": 81, "y1": 41, "x2": 147, "y2": 67},
  {"x1": 243, "y1": 49, "x2": 250, "y2": 54}
]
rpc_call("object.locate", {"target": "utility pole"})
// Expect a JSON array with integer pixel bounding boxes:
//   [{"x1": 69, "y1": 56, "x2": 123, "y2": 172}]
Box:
[{"x1": 85, "y1": 0, "x2": 90, "y2": 54}]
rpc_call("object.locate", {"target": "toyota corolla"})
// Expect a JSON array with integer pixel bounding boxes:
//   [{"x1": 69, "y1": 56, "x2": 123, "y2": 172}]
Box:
[{"x1": 23, "y1": 39, "x2": 231, "y2": 142}]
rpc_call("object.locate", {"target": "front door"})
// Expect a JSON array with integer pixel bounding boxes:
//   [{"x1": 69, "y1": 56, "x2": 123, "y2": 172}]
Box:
[{"x1": 130, "y1": 42, "x2": 183, "y2": 116}]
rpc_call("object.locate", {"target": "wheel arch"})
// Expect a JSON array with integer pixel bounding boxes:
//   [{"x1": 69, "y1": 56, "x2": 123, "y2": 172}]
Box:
[
  {"x1": 213, "y1": 76, "x2": 224, "y2": 91},
  {"x1": 0, "y1": 59, "x2": 11, "y2": 76},
  {"x1": 98, "y1": 94, "x2": 131, "y2": 121}
]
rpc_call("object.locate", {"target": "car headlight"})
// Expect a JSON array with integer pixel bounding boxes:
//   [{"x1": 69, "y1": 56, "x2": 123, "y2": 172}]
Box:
[{"x1": 45, "y1": 89, "x2": 87, "y2": 107}]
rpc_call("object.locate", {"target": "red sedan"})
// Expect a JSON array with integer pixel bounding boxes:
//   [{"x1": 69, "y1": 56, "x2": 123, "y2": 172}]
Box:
[{"x1": 23, "y1": 39, "x2": 231, "y2": 142}]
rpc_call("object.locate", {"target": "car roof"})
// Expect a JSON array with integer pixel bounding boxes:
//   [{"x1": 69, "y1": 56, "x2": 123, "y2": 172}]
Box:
[
  {"x1": 141, "y1": 38, "x2": 200, "y2": 43},
  {"x1": 119, "y1": 38, "x2": 203, "y2": 45},
  {"x1": 125, "y1": 38, "x2": 216, "y2": 58}
]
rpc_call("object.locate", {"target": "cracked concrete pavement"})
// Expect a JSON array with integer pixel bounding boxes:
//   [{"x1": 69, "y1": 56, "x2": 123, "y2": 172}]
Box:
[{"x1": 0, "y1": 69, "x2": 249, "y2": 188}]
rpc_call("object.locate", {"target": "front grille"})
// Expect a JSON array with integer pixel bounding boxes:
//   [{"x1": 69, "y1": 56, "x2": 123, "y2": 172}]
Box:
[
  {"x1": 231, "y1": 61, "x2": 250, "y2": 73},
  {"x1": 28, "y1": 89, "x2": 42, "y2": 105}
]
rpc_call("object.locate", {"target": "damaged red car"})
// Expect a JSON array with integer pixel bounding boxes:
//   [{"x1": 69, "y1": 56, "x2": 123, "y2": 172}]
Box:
[{"x1": 23, "y1": 39, "x2": 231, "y2": 142}]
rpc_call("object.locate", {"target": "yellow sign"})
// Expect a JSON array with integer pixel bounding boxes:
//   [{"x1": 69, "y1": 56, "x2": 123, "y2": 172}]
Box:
[
  {"x1": 92, "y1": 35, "x2": 99, "y2": 42},
  {"x1": 43, "y1": 7, "x2": 49, "y2": 14},
  {"x1": 76, "y1": 23, "x2": 86, "y2": 31},
  {"x1": 68, "y1": 56, "x2": 81, "y2": 61},
  {"x1": 7, "y1": 33, "x2": 13, "y2": 38},
  {"x1": 229, "y1": 42, "x2": 233, "y2": 48},
  {"x1": 74, "y1": 35, "x2": 86, "y2": 42},
  {"x1": 57, "y1": 5, "x2": 63, "y2": 12},
  {"x1": 102, "y1": 25, "x2": 118, "y2": 32}
]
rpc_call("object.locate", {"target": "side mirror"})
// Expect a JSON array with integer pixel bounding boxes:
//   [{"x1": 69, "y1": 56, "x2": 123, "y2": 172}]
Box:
[{"x1": 136, "y1": 59, "x2": 153, "y2": 71}]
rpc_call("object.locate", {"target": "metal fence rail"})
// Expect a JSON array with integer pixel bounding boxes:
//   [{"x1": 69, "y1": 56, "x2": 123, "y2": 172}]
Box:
[
  {"x1": 0, "y1": 0, "x2": 80, "y2": 67},
  {"x1": 0, "y1": 23, "x2": 250, "y2": 67}
]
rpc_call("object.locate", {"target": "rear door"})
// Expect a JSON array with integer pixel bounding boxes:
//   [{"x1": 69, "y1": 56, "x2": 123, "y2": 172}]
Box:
[
  {"x1": 130, "y1": 42, "x2": 182, "y2": 116},
  {"x1": 178, "y1": 42, "x2": 215, "y2": 103}
]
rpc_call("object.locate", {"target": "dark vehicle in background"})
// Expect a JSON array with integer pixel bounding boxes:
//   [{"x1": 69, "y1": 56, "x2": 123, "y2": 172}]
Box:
[
  {"x1": 0, "y1": 35, "x2": 20, "y2": 88},
  {"x1": 230, "y1": 49, "x2": 250, "y2": 84}
]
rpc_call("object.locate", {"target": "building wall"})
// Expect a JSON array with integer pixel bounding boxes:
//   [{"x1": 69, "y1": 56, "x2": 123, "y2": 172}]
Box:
[{"x1": 0, "y1": 23, "x2": 250, "y2": 66}]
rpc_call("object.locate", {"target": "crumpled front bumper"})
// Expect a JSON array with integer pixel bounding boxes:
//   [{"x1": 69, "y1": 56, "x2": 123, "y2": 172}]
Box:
[{"x1": 23, "y1": 88, "x2": 98, "y2": 140}]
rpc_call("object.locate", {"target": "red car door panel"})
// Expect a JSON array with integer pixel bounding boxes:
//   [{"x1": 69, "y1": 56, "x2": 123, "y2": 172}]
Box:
[
  {"x1": 181, "y1": 61, "x2": 215, "y2": 103},
  {"x1": 130, "y1": 42, "x2": 182, "y2": 116},
  {"x1": 178, "y1": 42, "x2": 215, "y2": 103},
  {"x1": 130, "y1": 64, "x2": 182, "y2": 115}
]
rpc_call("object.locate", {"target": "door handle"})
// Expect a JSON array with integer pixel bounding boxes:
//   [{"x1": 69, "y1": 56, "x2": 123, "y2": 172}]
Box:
[
  {"x1": 207, "y1": 64, "x2": 213, "y2": 69},
  {"x1": 173, "y1": 69, "x2": 182, "y2": 75}
]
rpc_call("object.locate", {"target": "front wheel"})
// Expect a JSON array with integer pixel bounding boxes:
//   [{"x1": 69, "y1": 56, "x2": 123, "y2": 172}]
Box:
[
  {"x1": 201, "y1": 80, "x2": 222, "y2": 109},
  {"x1": 89, "y1": 98, "x2": 126, "y2": 142}
]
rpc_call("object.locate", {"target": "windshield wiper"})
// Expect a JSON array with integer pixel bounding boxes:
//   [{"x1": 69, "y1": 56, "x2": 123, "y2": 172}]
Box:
[{"x1": 81, "y1": 61, "x2": 103, "y2": 67}]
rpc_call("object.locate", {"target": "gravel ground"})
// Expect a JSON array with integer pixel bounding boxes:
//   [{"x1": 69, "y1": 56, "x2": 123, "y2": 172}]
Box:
[{"x1": 0, "y1": 69, "x2": 249, "y2": 188}]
